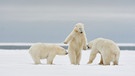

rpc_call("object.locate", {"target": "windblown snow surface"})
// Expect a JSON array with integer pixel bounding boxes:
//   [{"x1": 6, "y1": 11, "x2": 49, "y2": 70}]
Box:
[{"x1": 0, "y1": 49, "x2": 135, "y2": 76}]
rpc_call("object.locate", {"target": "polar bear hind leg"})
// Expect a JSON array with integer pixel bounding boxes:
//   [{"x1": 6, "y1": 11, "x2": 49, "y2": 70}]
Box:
[
  {"x1": 31, "y1": 56, "x2": 41, "y2": 64},
  {"x1": 99, "y1": 54, "x2": 103, "y2": 65},
  {"x1": 76, "y1": 51, "x2": 81, "y2": 65},
  {"x1": 102, "y1": 55, "x2": 111, "y2": 65},
  {"x1": 113, "y1": 54, "x2": 119, "y2": 65},
  {"x1": 68, "y1": 50, "x2": 76, "y2": 65}
]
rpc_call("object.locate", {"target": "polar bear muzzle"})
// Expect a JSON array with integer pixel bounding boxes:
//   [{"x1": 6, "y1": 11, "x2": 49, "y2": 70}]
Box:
[
  {"x1": 87, "y1": 45, "x2": 90, "y2": 49},
  {"x1": 65, "y1": 52, "x2": 68, "y2": 55},
  {"x1": 79, "y1": 28, "x2": 83, "y2": 34}
]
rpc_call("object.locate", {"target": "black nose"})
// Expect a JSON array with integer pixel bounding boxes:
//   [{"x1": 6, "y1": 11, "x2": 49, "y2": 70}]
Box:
[
  {"x1": 87, "y1": 45, "x2": 90, "y2": 49},
  {"x1": 66, "y1": 52, "x2": 68, "y2": 55},
  {"x1": 80, "y1": 32, "x2": 83, "y2": 33}
]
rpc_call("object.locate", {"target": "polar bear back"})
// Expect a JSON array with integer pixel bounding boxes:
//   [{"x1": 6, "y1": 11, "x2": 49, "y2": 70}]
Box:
[
  {"x1": 29, "y1": 43, "x2": 58, "y2": 59},
  {"x1": 94, "y1": 38, "x2": 120, "y2": 53}
]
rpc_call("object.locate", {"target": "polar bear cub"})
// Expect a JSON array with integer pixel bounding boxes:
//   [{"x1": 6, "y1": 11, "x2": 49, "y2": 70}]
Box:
[
  {"x1": 87, "y1": 38, "x2": 120, "y2": 65},
  {"x1": 29, "y1": 43, "x2": 68, "y2": 64}
]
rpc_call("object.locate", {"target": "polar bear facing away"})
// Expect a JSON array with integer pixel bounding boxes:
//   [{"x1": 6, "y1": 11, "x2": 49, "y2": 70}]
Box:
[
  {"x1": 29, "y1": 43, "x2": 68, "y2": 64},
  {"x1": 64, "y1": 23, "x2": 87, "y2": 65},
  {"x1": 87, "y1": 38, "x2": 120, "y2": 65}
]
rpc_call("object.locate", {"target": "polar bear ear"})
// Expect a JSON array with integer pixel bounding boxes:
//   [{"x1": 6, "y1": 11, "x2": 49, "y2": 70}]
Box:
[{"x1": 73, "y1": 27, "x2": 78, "y2": 33}]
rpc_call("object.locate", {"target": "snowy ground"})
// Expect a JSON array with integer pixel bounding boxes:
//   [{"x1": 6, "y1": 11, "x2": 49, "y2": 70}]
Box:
[{"x1": 0, "y1": 49, "x2": 135, "y2": 76}]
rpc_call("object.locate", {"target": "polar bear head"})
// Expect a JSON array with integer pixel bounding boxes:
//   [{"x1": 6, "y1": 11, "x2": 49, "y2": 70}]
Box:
[
  {"x1": 74, "y1": 23, "x2": 84, "y2": 34},
  {"x1": 56, "y1": 46, "x2": 68, "y2": 55},
  {"x1": 87, "y1": 41, "x2": 94, "y2": 49}
]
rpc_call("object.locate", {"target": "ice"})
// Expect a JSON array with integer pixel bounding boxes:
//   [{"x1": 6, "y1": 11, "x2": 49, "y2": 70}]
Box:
[{"x1": 0, "y1": 49, "x2": 135, "y2": 76}]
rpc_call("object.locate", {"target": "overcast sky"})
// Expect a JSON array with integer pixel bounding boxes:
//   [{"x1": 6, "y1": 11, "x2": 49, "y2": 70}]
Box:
[{"x1": 0, "y1": 0, "x2": 135, "y2": 43}]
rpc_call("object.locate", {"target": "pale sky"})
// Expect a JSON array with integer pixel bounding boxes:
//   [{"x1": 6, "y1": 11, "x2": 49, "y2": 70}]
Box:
[{"x1": 0, "y1": 0, "x2": 135, "y2": 43}]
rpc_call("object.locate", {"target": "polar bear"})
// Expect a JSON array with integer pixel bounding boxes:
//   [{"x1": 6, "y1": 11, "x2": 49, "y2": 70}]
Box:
[
  {"x1": 64, "y1": 23, "x2": 87, "y2": 65},
  {"x1": 87, "y1": 38, "x2": 120, "y2": 65},
  {"x1": 29, "y1": 43, "x2": 68, "y2": 64}
]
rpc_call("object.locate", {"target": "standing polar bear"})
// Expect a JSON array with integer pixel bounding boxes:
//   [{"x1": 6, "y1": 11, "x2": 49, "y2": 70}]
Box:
[
  {"x1": 64, "y1": 23, "x2": 87, "y2": 65},
  {"x1": 29, "y1": 43, "x2": 68, "y2": 64},
  {"x1": 87, "y1": 38, "x2": 120, "y2": 65}
]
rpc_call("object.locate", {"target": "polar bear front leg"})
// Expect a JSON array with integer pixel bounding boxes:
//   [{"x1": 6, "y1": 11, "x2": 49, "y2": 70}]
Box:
[
  {"x1": 87, "y1": 48, "x2": 98, "y2": 64},
  {"x1": 47, "y1": 55, "x2": 55, "y2": 65},
  {"x1": 87, "y1": 54, "x2": 96, "y2": 64},
  {"x1": 64, "y1": 31, "x2": 75, "y2": 44},
  {"x1": 83, "y1": 35, "x2": 88, "y2": 50}
]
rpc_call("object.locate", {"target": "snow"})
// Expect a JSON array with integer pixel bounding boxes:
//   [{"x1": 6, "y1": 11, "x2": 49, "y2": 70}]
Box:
[{"x1": 0, "y1": 49, "x2": 135, "y2": 76}]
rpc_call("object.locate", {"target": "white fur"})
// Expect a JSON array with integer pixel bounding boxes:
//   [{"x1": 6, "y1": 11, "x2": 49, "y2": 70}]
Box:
[
  {"x1": 64, "y1": 23, "x2": 87, "y2": 65},
  {"x1": 29, "y1": 43, "x2": 68, "y2": 64},
  {"x1": 87, "y1": 38, "x2": 120, "y2": 65}
]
